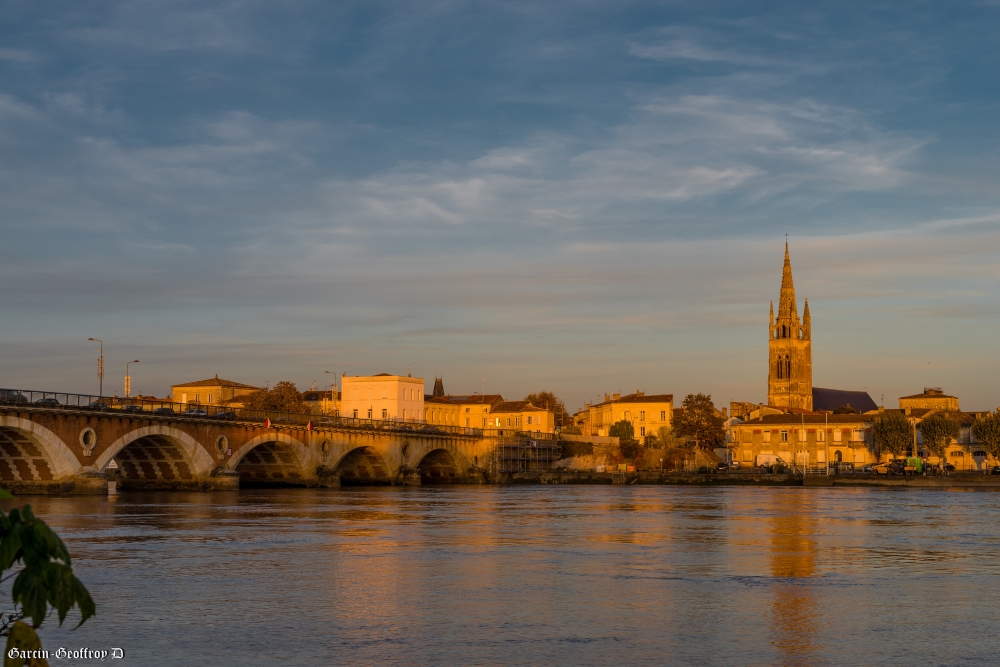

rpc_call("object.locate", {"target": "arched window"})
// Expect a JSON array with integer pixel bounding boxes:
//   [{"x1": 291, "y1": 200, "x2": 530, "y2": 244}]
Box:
[
  {"x1": 785, "y1": 355, "x2": 791, "y2": 378},
  {"x1": 834, "y1": 450, "x2": 842, "y2": 462},
  {"x1": 776, "y1": 359, "x2": 782, "y2": 379},
  {"x1": 781, "y1": 325, "x2": 786, "y2": 338}
]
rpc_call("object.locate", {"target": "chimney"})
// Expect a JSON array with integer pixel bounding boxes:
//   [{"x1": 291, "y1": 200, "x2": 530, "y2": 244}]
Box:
[
  {"x1": 604, "y1": 394, "x2": 610, "y2": 402},
  {"x1": 612, "y1": 393, "x2": 620, "y2": 401},
  {"x1": 904, "y1": 407, "x2": 911, "y2": 416},
  {"x1": 879, "y1": 406, "x2": 885, "y2": 413},
  {"x1": 585, "y1": 403, "x2": 591, "y2": 409}
]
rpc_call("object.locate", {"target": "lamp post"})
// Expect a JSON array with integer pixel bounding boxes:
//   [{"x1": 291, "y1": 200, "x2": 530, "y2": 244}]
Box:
[
  {"x1": 125, "y1": 360, "x2": 139, "y2": 398},
  {"x1": 87, "y1": 338, "x2": 104, "y2": 399}
]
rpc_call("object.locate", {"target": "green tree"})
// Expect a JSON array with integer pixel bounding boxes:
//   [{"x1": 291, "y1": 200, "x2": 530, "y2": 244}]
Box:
[
  {"x1": 244, "y1": 381, "x2": 309, "y2": 414},
  {"x1": 919, "y1": 413, "x2": 961, "y2": 463},
  {"x1": 618, "y1": 439, "x2": 643, "y2": 462},
  {"x1": 672, "y1": 394, "x2": 725, "y2": 448},
  {"x1": 833, "y1": 404, "x2": 857, "y2": 415},
  {"x1": 609, "y1": 419, "x2": 634, "y2": 442},
  {"x1": 972, "y1": 412, "x2": 1000, "y2": 462},
  {"x1": 523, "y1": 391, "x2": 572, "y2": 430},
  {"x1": 871, "y1": 411, "x2": 912, "y2": 460},
  {"x1": 1, "y1": 503, "x2": 95, "y2": 665}
]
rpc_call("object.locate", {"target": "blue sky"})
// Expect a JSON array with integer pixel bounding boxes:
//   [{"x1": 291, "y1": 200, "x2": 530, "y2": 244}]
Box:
[{"x1": 2, "y1": 1, "x2": 1000, "y2": 412}]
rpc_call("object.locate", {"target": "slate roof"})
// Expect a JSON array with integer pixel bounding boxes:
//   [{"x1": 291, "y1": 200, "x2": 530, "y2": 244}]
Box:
[
  {"x1": 812, "y1": 387, "x2": 878, "y2": 413},
  {"x1": 172, "y1": 376, "x2": 259, "y2": 389},
  {"x1": 614, "y1": 393, "x2": 674, "y2": 404},
  {"x1": 493, "y1": 401, "x2": 548, "y2": 413}
]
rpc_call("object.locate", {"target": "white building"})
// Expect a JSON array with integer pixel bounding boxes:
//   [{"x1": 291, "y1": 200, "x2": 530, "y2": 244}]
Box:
[{"x1": 340, "y1": 373, "x2": 425, "y2": 422}]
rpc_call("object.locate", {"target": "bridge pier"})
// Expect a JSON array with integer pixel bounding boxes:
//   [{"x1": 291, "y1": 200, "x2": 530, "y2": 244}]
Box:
[
  {"x1": 316, "y1": 466, "x2": 341, "y2": 488},
  {"x1": 398, "y1": 467, "x2": 421, "y2": 486}
]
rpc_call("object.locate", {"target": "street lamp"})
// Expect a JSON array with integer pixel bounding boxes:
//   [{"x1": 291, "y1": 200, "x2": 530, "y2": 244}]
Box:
[
  {"x1": 125, "y1": 360, "x2": 139, "y2": 398},
  {"x1": 87, "y1": 338, "x2": 104, "y2": 399}
]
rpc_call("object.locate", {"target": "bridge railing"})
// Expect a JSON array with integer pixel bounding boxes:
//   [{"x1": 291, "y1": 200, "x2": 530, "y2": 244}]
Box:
[{"x1": 0, "y1": 387, "x2": 483, "y2": 438}]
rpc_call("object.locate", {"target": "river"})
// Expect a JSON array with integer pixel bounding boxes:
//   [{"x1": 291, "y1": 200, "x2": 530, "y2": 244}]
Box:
[{"x1": 8, "y1": 486, "x2": 1000, "y2": 666}]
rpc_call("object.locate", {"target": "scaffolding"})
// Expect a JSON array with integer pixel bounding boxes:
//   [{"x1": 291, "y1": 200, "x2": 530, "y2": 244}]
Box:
[{"x1": 493, "y1": 436, "x2": 563, "y2": 473}]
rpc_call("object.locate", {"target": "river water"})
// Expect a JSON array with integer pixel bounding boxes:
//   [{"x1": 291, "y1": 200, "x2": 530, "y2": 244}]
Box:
[{"x1": 8, "y1": 486, "x2": 1000, "y2": 666}]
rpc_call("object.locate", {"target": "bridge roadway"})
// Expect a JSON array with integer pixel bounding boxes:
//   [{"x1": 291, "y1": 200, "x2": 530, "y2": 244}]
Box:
[{"x1": 0, "y1": 404, "x2": 497, "y2": 493}]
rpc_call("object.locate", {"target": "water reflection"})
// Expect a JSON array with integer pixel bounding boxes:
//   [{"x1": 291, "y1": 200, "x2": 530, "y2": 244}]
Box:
[{"x1": 768, "y1": 494, "x2": 820, "y2": 667}]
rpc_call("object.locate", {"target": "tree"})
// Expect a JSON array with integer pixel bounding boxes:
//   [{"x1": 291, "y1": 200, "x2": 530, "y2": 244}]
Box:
[
  {"x1": 609, "y1": 419, "x2": 634, "y2": 443},
  {"x1": 244, "y1": 381, "x2": 310, "y2": 414},
  {"x1": 833, "y1": 404, "x2": 857, "y2": 415},
  {"x1": 871, "y1": 411, "x2": 912, "y2": 460},
  {"x1": 672, "y1": 394, "x2": 725, "y2": 448},
  {"x1": 1, "y1": 503, "x2": 95, "y2": 665},
  {"x1": 972, "y1": 412, "x2": 1000, "y2": 462},
  {"x1": 919, "y1": 413, "x2": 961, "y2": 463},
  {"x1": 523, "y1": 391, "x2": 572, "y2": 430}
]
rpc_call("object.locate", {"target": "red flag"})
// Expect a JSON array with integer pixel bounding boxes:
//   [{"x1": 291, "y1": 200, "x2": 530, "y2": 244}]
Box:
[
  {"x1": 307, "y1": 421, "x2": 314, "y2": 431},
  {"x1": 264, "y1": 418, "x2": 272, "y2": 428}
]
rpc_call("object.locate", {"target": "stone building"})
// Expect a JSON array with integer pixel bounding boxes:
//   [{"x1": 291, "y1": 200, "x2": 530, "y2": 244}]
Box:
[
  {"x1": 768, "y1": 242, "x2": 813, "y2": 410},
  {"x1": 899, "y1": 388, "x2": 960, "y2": 412},
  {"x1": 729, "y1": 413, "x2": 875, "y2": 469},
  {"x1": 573, "y1": 392, "x2": 673, "y2": 440},
  {"x1": 170, "y1": 375, "x2": 259, "y2": 407},
  {"x1": 341, "y1": 373, "x2": 425, "y2": 422},
  {"x1": 487, "y1": 400, "x2": 556, "y2": 434}
]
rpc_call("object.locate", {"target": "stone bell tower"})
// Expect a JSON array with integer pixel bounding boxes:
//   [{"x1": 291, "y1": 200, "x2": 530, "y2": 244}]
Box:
[{"x1": 767, "y1": 242, "x2": 813, "y2": 410}]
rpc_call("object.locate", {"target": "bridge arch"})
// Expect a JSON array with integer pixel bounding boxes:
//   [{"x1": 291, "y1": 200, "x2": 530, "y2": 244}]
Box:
[
  {"x1": 96, "y1": 425, "x2": 216, "y2": 481},
  {"x1": 0, "y1": 416, "x2": 80, "y2": 481},
  {"x1": 331, "y1": 445, "x2": 392, "y2": 485},
  {"x1": 413, "y1": 447, "x2": 462, "y2": 483},
  {"x1": 227, "y1": 433, "x2": 311, "y2": 485}
]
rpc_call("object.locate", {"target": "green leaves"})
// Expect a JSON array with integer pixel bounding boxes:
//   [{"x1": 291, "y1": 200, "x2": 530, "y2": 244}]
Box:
[
  {"x1": 0, "y1": 505, "x2": 94, "y2": 633},
  {"x1": 919, "y1": 413, "x2": 961, "y2": 458},
  {"x1": 872, "y1": 411, "x2": 912, "y2": 458},
  {"x1": 972, "y1": 412, "x2": 1000, "y2": 460}
]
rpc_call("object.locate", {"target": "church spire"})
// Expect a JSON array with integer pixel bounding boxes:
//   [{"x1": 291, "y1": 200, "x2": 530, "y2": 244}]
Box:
[
  {"x1": 781, "y1": 240, "x2": 794, "y2": 291},
  {"x1": 802, "y1": 299, "x2": 811, "y2": 341}
]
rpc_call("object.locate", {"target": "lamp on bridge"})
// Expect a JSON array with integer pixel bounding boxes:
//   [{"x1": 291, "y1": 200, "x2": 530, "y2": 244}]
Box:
[
  {"x1": 125, "y1": 359, "x2": 139, "y2": 398},
  {"x1": 87, "y1": 338, "x2": 104, "y2": 399}
]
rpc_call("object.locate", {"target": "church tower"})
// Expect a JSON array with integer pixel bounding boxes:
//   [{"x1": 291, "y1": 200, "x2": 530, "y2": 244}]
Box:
[{"x1": 767, "y1": 242, "x2": 813, "y2": 410}]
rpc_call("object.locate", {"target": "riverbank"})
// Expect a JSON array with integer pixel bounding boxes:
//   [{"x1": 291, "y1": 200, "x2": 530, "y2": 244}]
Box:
[{"x1": 503, "y1": 470, "x2": 1000, "y2": 488}]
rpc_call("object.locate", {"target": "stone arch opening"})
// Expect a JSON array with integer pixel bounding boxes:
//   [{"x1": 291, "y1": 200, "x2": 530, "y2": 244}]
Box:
[
  {"x1": 235, "y1": 441, "x2": 307, "y2": 486},
  {"x1": 0, "y1": 427, "x2": 57, "y2": 485},
  {"x1": 415, "y1": 448, "x2": 460, "y2": 484},
  {"x1": 334, "y1": 447, "x2": 391, "y2": 486},
  {"x1": 111, "y1": 434, "x2": 198, "y2": 487}
]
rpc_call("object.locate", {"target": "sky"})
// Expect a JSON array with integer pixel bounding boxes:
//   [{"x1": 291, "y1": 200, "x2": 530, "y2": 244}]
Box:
[{"x1": 2, "y1": 0, "x2": 1000, "y2": 413}]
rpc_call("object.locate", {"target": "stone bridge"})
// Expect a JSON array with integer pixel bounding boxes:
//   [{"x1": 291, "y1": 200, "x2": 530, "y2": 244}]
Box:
[{"x1": 0, "y1": 405, "x2": 495, "y2": 494}]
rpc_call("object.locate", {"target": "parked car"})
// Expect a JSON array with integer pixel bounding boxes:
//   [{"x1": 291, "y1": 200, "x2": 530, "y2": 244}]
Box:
[
  {"x1": 0, "y1": 389, "x2": 29, "y2": 404},
  {"x1": 183, "y1": 408, "x2": 208, "y2": 416},
  {"x1": 87, "y1": 401, "x2": 110, "y2": 410},
  {"x1": 991, "y1": 466, "x2": 1000, "y2": 476},
  {"x1": 729, "y1": 461, "x2": 741, "y2": 470},
  {"x1": 943, "y1": 463, "x2": 956, "y2": 472},
  {"x1": 860, "y1": 464, "x2": 874, "y2": 473},
  {"x1": 121, "y1": 405, "x2": 144, "y2": 413},
  {"x1": 215, "y1": 411, "x2": 237, "y2": 420},
  {"x1": 34, "y1": 397, "x2": 60, "y2": 406},
  {"x1": 152, "y1": 407, "x2": 175, "y2": 415},
  {"x1": 715, "y1": 462, "x2": 729, "y2": 471}
]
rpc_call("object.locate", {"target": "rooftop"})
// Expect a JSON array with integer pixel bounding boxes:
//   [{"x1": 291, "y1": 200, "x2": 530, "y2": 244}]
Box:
[{"x1": 171, "y1": 375, "x2": 259, "y2": 389}]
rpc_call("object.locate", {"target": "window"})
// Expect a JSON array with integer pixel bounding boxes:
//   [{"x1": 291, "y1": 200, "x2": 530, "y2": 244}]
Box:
[
  {"x1": 776, "y1": 359, "x2": 783, "y2": 379},
  {"x1": 382, "y1": 409, "x2": 387, "y2": 420},
  {"x1": 507, "y1": 417, "x2": 511, "y2": 427},
  {"x1": 741, "y1": 430, "x2": 751, "y2": 443},
  {"x1": 660, "y1": 411, "x2": 666, "y2": 421},
  {"x1": 640, "y1": 411, "x2": 646, "y2": 421},
  {"x1": 798, "y1": 429, "x2": 806, "y2": 442},
  {"x1": 466, "y1": 418, "x2": 470, "y2": 426},
  {"x1": 515, "y1": 417, "x2": 521, "y2": 427},
  {"x1": 818, "y1": 430, "x2": 825, "y2": 442},
  {"x1": 785, "y1": 355, "x2": 791, "y2": 378},
  {"x1": 781, "y1": 430, "x2": 788, "y2": 442},
  {"x1": 353, "y1": 409, "x2": 358, "y2": 418},
  {"x1": 207, "y1": 393, "x2": 213, "y2": 403},
  {"x1": 465, "y1": 407, "x2": 470, "y2": 413},
  {"x1": 367, "y1": 408, "x2": 372, "y2": 419},
  {"x1": 763, "y1": 431, "x2": 771, "y2": 443},
  {"x1": 495, "y1": 418, "x2": 500, "y2": 427},
  {"x1": 640, "y1": 427, "x2": 646, "y2": 437},
  {"x1": 528, "y1": 416, "x2": 533, "y2": 425},
  {"x1": 195, "y1": 393, "x2": 200, "y2": 403},
  {"x1": 852, "y1": 429, "x2": 864, "y2": 442},
  {"x1": 482, "y1": 418, "x2": 486, "y2": 427},
  {"x1": 833, "y1": 430, "x2": 842, "y2": 442}
]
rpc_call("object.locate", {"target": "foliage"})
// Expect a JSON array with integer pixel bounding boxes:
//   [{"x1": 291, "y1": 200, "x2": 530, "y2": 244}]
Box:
[
  {"x1": 672, "y1": 394, "x2": 725, "y2": 448},
  {"x1": 972, "y1": 412, "x2": 1000, "y2": 461},
  {"x1": 523, "y1": 391, "x2": 572, "y2": 430},
  {"x1": 243, "y1": 381, "x2": 310, "y2": 414},
  {"x1": 919, "y1": 413, "x2": 961, "y2": 459},
  {"x1": 609, "y1": 420, "x2": 634, "y2": 442},
  {"x1": 656, "y1": 426, "x2": 683, "y2": 450},
  {"x1": 560, "y1": 425, "x2": 582, "y2": 435},
  {"x1": 0, "y1": 505, "x2": 95, "y2": 666},
  {"x1": 833, "y1": 404, "x2": 857, "y2": 414},
  {"x1": 560, "y1": 441, "x2": 593, "y2": 458},
  {"x1": 619, "y1": 439, "x2": 643, "y2": 462},
  {"x1": 871, "y1": 411, "x2": 912, "y2": 459}
]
